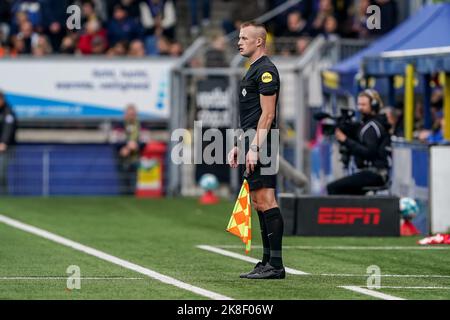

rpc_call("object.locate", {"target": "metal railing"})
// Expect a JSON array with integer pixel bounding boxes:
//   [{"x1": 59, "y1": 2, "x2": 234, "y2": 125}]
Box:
[{"x1": 334, "y1": 38, "x2": 371, "y2": 61}]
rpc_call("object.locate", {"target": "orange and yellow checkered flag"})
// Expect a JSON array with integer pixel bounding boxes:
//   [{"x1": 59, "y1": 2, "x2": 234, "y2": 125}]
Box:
[{"x1": 226, "y1": 179, "x2": 252, "y2": 254}]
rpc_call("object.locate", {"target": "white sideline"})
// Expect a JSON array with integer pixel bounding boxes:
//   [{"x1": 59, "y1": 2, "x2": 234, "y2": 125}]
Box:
[
  {"x1": 0, "y1": 277, "x2": 144, "y2": 280},
  {"x1": 340, "y1": 286, "x2": 405, "y2": 300},
  {"x1": 197, "y1": 245, "x2": 450, "y2": 279},
  {"x1": 197, "y1": 245, "x2": 309, "y2": 275},
  {"x1": 319, "y1": 273, "x2": 450, "y2": 278},
  {"x1": 216, "y1": 245, "x2": 450, "y2": 250},
  {"x1": 0, "y1": 214, "x2": 232, "y2": 300},
  {"x1": 366, "y1": 286, "x2": 450, "y2": 290}
]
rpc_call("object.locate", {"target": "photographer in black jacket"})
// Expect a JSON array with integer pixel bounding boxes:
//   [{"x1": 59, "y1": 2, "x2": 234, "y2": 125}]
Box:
[
  {"x1": 0, "y1": 90, "x2": 17, "y2": 195},
  {"x1": 327, "y1": 89, "x2": 391, "y2": 195}
]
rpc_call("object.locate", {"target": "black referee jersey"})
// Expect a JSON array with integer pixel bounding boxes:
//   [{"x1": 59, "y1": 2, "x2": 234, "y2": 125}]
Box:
[
  {"x1": 238, "y1": 55, "x2": 280, "y2": 190},
  {"x1": 239, "y1": 55, "x2": 280, "y2": 131}
]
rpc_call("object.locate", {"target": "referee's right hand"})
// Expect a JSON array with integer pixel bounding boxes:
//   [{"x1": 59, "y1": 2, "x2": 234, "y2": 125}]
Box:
[{"x1": 228, "y1": 146, "x2": 239, "y2": 168}]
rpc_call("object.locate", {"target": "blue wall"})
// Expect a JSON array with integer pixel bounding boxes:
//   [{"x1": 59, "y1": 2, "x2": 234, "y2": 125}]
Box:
[{"x1": 7, "y1": 144, "x2": 121, "y2": 196}]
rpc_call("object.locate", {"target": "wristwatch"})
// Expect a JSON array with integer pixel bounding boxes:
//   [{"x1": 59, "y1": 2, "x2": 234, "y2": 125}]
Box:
[{"x1": 250, "y1": 145, "x2": 260, "y2": 152}]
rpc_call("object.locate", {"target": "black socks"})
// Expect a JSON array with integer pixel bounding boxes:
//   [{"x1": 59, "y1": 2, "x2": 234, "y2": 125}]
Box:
[
  {"x1": 263, "y1": 207, "x2": 284, "y2": 269},
  {"x1": 257, "y1": 211, "x2": 270, "y2": 265}
]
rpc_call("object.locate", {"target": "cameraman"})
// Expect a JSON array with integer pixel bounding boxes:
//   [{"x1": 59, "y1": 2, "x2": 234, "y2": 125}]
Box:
[{"x1": 327, "y1": 89, "x2": 391, "y2": 195}]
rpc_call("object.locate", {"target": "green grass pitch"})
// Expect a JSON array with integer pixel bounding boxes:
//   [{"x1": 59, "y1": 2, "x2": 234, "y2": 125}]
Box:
[{"x1": 0, "y1": 197, "x2": 449, "y2": 300}]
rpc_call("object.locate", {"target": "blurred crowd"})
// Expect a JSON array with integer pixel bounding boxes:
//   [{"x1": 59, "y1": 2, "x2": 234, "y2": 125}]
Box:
[
  {"x1": 0, "y1": 0, "x2": 401, "y2": 58},
  {"x1": 0, "y1": 0, "x2": 183, "y2": 57},
  {"x1": 222, "y1": 0, "x2": 399, "y2": 56},
  {"x1": 381, "y1": 86, "x2": 447, "y2": 145},
  {"x1": 415, "y1": 88, "x2": 447, "y2": 145}
]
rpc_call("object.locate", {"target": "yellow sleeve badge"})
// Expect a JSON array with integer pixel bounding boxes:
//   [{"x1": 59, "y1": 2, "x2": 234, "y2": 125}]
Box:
[{"x1": 261, "y1": 72, "x2": 273, "y2": 83}]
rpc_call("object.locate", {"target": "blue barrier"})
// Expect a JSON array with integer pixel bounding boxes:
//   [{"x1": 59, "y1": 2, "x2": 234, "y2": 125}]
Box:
[{"x1": 7, "y1": 144, "x2": 121, "y2": 196}]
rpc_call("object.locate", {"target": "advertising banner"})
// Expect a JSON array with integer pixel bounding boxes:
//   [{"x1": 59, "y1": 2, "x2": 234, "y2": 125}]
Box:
[
  {"x1": 279, "y1": 194, "x2": 400, "y2": 236},
  {"x1": 0, "y1": 58, "x2": 176, "y2": 120},
  {"x1": 195, "y1": 77, "x2": 232, "y2": 183}
]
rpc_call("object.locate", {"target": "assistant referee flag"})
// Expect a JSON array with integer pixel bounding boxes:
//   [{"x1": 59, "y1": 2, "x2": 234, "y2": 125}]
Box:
[{"x1": 226, "y1": 179, "x2": 252, "y2": 254}]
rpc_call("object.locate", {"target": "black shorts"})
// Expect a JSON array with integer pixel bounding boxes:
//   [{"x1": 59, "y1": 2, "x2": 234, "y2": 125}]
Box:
[
  {"x1": 241, "y1": 135, "x2": 278, "y2": 192},
  {"x1": 242, "y1": 163, "x2": 277, "y2": 191}
]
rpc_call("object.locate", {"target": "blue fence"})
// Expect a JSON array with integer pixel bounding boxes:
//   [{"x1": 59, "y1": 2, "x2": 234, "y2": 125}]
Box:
[{"x1": 6, "y1": 144, "x2": 121, "y2": 196}]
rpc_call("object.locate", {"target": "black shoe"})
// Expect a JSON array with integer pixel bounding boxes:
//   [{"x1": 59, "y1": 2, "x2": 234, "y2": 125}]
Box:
[
  {"x1": 239, "y1": 262, "x2": 266, "y2": 278},
  {"x1": 246, "y1": 263, "x2": 286, "y2": 279}
]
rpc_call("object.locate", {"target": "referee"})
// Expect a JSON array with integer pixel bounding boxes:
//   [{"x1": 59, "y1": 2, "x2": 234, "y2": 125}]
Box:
[{"x1": 228, "y1": 22, "x2": 285, "y2": 280}]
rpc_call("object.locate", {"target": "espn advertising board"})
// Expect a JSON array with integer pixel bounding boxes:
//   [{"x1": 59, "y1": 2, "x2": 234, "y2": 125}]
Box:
[
  {"x1": 279, "y1": 195, "x2": 400, "y2": 236},
  {"x1": 0, "y1": 58, "x2": 176, "y2": 120}
]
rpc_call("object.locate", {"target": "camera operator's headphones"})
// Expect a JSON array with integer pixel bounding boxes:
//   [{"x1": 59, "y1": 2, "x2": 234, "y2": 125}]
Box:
[{"x1": 362, "y1": 89, "x2": 381, "y2": 113}]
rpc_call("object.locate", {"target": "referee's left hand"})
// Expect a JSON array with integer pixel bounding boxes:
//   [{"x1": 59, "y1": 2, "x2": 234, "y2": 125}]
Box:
[{"x1": 246, "y1": 150, "x2": 258, "y2": 174}]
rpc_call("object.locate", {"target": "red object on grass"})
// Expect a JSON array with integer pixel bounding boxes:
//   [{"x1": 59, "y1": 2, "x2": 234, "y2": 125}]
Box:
[
  {"x1": 418, "y1": 234, "x2": 450, "y2": 245},
  {"x1": 400, "y1": 220, "x2": 421, "y2": 236},
  {"x1": 200, "y1": 190, "x2": 219, "y2": 204}
]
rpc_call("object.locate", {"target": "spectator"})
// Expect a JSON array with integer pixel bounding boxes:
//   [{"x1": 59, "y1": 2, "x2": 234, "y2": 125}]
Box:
[
  {"x1": 60, "y1": 34, "x2": 77, "y2": 54},
  {"x1": 128, "y1": 39, "x2": 145, "y2": 56},
  {"x1": 350, "y1": 0, "x2": 371, "y2": 38},
  {"x1": 108, "y1": 3, "x2": 142, "y2": 47},
  {"x1": 91, "y1": 34, "x2": 108, "y2": 54},
  {"x1": 11, "y1": 10, "x2": 29, "y2": 35},
  {"x1": 419, "y1": 112, "x2": 445, "y2": 144},
  {"x1": 189, "y1": 0, "x2": 210, "y2": 36},
  {"x1": 71, "y1": 0, "x2": 107, "y2": 24},
  {"x1": 78, "y1": 19, "x2": 108, "y2": 54},
  {"x1": 333, "y1": 0, "x2": 352, "y2": 23},
  {"x1": 118, "y1": 104, "x2": 141, "y2": 195},
  {"x1": 16, "y1": 20, "x2": 38, "y2": 54},
  {"x1": 80, "y1": 0, "x2": 102, "y2": 26},
  {"x1": 381, "y1": 105, "x2": 403, "y2": 137},
  {"x1": 11, "y1": 0, "x2": 44, "y2": 31},
  {"x1": 0, "y1": 90, "x2": 17, "y2": 195},
  {"x1": 295, "y1": 36, "x2": 310, "y2": 55},
  {"x1": 106, "y1": 0, "x2": 140, "y2": 21},
  {"x1": 41, "y1": 0, "x2": 72, "y2": 53},
  {"x1": 267, "y1": 0, "x2": 306, "y2": 36},
  {"x1": 0, "y1": 24, "x2": 10, "y2": 57},
  {"x1": 0, "y1": 41, "x2": 6, "y2": 58},
  {"x1": 32, "y1": 34, "x2": 52, "y2": 56},
  {"x1": 431, "y1": 88, "x2": 443, "y2": 113},
  {"x1": 139, "y1": 0, "x2": 176, "y2": 54},
  {"x1": 10, "y1": 34, "x2": 25, "y2": 55},
  {"x1": 414, "y1": 99, "x2": 424, "y2": 133},
  {"x1": 427, "y1": 114, "x2": 445, "y2": 144},
  {"x1": 156, "y1": 35, "x2": 171, "y2": 55},
  {"x1": 282, "y1": 11, "x2": 309, "y2": 37},
  {"x1": 310, "y1": 0, "x2": 334, "y2": 36},
  {"x1": 169, "y1": 41, "x2": 182, "y2": 57},
  {"x1": 0, "y1": 0, "x2": 12, "y2": 43},
  {"x1": 107, "y1": 40, "x2": 128, "y2": 56},
  {"x1": 323, "y1": 14, "x2": 338, "y2": 38}
]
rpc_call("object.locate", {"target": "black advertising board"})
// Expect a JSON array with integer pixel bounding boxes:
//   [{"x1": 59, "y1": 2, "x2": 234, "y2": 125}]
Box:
[{"x1": 279, "y1": 195, "x2": 400, "y2": 236}]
